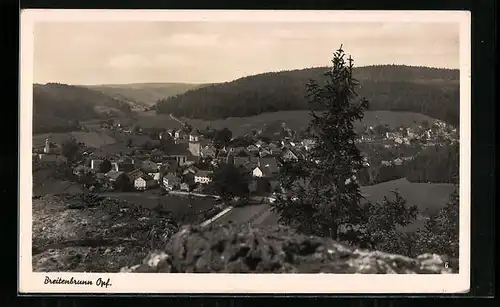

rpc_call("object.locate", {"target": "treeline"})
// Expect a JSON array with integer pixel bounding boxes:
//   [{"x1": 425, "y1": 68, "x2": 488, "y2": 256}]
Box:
[
  {"x1": 406, "y1": 143, "x2": 459, "y2": 184},
  {"x1": 33, "y1": 83, "x2": 132, "y2": 134},
  {"x1": 357, "y1": 143, "x2": 459, "y2": 185},
  {"x1": 156, "y1": 65, "x2": 460, "y2": 126}
]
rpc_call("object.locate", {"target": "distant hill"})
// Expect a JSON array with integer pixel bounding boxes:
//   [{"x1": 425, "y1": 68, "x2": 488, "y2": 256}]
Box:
[
  {"x1": 33, "y1": 83, "x2": 132, "y2": 134},
  {"x1": 86, "y1": 83, "x2": 210, "y2": 108},
  {"x1": 156, "y1": 65, "x2": 460, "y2": 126}
]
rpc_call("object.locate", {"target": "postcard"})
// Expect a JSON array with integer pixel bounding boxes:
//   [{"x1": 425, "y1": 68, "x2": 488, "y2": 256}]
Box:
[{"x1": 19, "y1": 9, "x2": 470, "y2": 294}]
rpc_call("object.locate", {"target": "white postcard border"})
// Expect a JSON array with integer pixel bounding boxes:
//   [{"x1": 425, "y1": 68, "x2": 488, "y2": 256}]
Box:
[{"x1": 19, "y1": 9, "x2": 471, "y2": 294}]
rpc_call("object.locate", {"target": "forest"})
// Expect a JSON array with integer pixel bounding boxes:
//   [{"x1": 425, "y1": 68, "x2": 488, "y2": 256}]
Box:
[
  {"x1": 156, "y1": 65, "x2": 460, "y2": 126},
  {"x1": 33, "y1": 83, "x2": 132, "y2": 134}
]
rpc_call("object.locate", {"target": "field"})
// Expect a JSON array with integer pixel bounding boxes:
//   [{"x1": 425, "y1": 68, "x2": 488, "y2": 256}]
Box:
[
  {"x1": 181, "y1": 110, "x2": 437, "y2": 137},
  {"x1": 33, "y1": 131, "x2": 117, "y2": 148},
  {"x1": 32, "y1": 169, "x2": 83, "y2": 197},
  {"x1": 248, "y1": 178, "x2": 455, "y2": 232},
  {"x1": 100, "y1": 191, "x2": 219, "y2": 224},
  {"x1": 360, "y1": 177, "x2": 455, "y2": 215},
  {"x1": 135, "y1": 111, "x2": 185, "y2": 129}
]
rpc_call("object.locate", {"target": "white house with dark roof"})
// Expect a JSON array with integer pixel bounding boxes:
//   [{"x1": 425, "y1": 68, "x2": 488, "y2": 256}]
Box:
[
  {"x1": 281, "y1": 148, "x2": 299, "y2": 161},
  {"x1": 194, "y1": 170, "x2": 212, "y2": 184},
  {"x1": 163, "y1": 173, "x2": 181, "y2": 190},
  {"x1": 189, "y1": 130, "x2": 200, "y2": 142},
  {"x1": 252, "y1": 157, "x2": 279, "y2": 178},
  {"x1": 134, "y1": 174, "x2": 156, "y2": 190}
]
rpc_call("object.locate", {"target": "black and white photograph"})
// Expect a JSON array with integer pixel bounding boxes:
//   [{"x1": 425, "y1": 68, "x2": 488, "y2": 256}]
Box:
[{"x1": 19, "y1": 10, "x2": 470, "y2": 293}]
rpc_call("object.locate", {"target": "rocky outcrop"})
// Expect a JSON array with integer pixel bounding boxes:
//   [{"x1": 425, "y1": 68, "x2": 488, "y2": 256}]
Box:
[
  {"x1": 32, "y1": 194, "x2": 178, "y2": 272},
  {"x1": 121, "y1": 225, "x2": 456, "y2": 274}
]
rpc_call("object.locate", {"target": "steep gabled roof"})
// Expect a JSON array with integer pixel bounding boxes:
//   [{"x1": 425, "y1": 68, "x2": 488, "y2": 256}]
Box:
[
  {"x1": 194, "y1": 170, "x2": 212, "y2": 178},
  {"x1": 166, "y1": 144, "x2": 190, "y2": 156}
]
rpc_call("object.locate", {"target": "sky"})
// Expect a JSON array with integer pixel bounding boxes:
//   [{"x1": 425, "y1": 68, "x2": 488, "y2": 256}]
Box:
[{"x1": 33, "y1": 22, "x2": 460, "y2": 85}]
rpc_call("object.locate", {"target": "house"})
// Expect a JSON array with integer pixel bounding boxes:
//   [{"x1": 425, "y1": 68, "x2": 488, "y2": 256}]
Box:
[
  {"x1": 381, "y1": 160, "x2": 392, "y2": 167},
  {"x1": 393, "y1": 158, "x2": 404, "y2": 166},
  {"x1": 255, "y1": 140, "x2": 267, "y2": 148},
  {"x1": 360, "y1": 153, "x2": 370, "y2": 167},
  {"x1": 105, "y1": 170, "x2": 124, "y2": 182},
  {"x1": 163, "y1": 173, "x2": 181, "y2": 191},
  {"x1": 162, "y1": 160, "x2": 180, "y2": 176},
  {"x1": 148, "y1": 172, "x2": 161, "y2": 182},
  {"x1": 183, "y1": 165, "x2": 200, "y2": 176},
  {"x1": 194, "y1": 170, "x2": 212, "y2": 184},
  {"x1": 174, "y1": 129, "x2": 187, "y2": 140},
  {"x1": 127, "y1": 169, "x2": 144, "y2": 182},
  {"x1": 189, "y1": 130, "x2": 200, "y2": 142},
  {"x1": 166, "y1": 144, "x2": 194, "y2": 166},
  {"x1": 270, "y1": 146, "x2": 282, "y2": 156},
  {"x1": 180, "y1": 182, "x2": 191, "y2": 192},
  {"x1": 134, "y1": 174, "x2": 157, "y2": 190},
  {"x1": 244, "y1": 160, "x2": 259, "y2": 173},
  {"x1": 268, "y1": 142, "x2": 279, "y2": 149},
  {"x1": 246, "y1": 145, "x2": 259, "y2": 155},
  {"x1": 252, "y1": 157, "x2": 279, "y2": 178},
  {"x1": 200, "y1": 145, "x2": 217, "y2": 159},
  {"x1": 43, "y1": 137, "x2": 61, "y2": 154},
  {"x1": 73, "y1": 164, "x2": 92, "y2": 176},
  {"x1": 216, "y1": 150, "x2": 230, "y2": 164},
  {"x1": 37, "y1": 154, "x2": 67, "y2": 165},
  {"x1": 90, "y1": 159, "x2": 104, "y2": 171},
  {"x1": 301, "y1": 139, "x2": 316, "y2": 151},
  {"x1": 259, "y1": 148, "x2": 272, "y2": 158},
  {"x1": 282, "y1": 148, "x2": 299, "y2": 161},
  {"x1": 141, "y1": 160, "x2": 158, "y2": 173},
  {"x1": 111, "y1": 162, "x2": 119, "y2": 172}
]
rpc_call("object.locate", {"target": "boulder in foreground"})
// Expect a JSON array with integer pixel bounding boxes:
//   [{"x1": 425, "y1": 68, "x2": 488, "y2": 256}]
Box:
[{"x1": 121, "y1": 225, "x2": 456, "y2": 274}]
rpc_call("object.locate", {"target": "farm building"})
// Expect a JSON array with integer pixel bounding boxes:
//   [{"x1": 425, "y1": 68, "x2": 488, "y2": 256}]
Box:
[
  {"x1": 281, "y1": 148, "x2": 299, "y2": 161},
  {"x1": 37, "y1": 154, "x2": 67, "y2": 165},
  {"x1": 134, "y1": 175, "x2": 157, "y2": 190},
  {"x1": 163, "y1": 173, "x2": 182, "y2": 191},
  {"x1": 194, "y1": 170, "x2": 212, "y2": 184}
]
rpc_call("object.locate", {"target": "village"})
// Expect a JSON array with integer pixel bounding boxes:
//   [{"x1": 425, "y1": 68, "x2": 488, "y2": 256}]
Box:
[{"x1": 32, "y1": 116, "x2": 458, "y2": 209}]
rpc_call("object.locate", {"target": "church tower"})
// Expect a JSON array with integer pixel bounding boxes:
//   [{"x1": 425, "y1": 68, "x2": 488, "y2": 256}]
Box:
[
  {"x1": 44, "y1": 137, "x2": 51, "y2": 154},
  {"x1": 188, "y1": 130, "x2": 201, "y2": 157}
]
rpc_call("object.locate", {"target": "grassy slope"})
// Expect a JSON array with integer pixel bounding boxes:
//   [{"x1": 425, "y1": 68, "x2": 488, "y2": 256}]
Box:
[
  {"x1": 360, "y1": 177, "x2": 455, "y2": 215},
  {"x1": 87, "y1": 83, "x2": 209, "y2": 107},
  {"x1": 33, "y1": 83, "x2": 132, "y2": 134},
  {"x1": 182, "y1": 110, "x2": 437, "y2": 137},
  {"x1": 33, "y1": 131, "x2": 117, "y2": 148},
  {"x1": 155, "y1": 65, "x2": 459, "y2": 125},
  {"x1": 259, "y1": 178, "x2": 455, "y2": 231}
]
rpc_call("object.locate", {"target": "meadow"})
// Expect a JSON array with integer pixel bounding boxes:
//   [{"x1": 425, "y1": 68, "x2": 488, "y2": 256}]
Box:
[
  {"x1": 33, "y1": 131, "x2": 117, "y2": 148},
  {"x1": 360, "y1": 177, "x2": 455, "y2": 216},
  {"x1": 181, "y1": 110, "x2": 437, "y2": 137},
  {"x1": 100, "y1": 191, "x2": 219, "y2": 224}
]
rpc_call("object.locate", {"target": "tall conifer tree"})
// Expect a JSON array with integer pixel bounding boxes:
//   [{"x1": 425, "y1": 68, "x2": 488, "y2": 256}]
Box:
[{"x1": 271, "y1": 46, "x2": 369, "y2": 239}]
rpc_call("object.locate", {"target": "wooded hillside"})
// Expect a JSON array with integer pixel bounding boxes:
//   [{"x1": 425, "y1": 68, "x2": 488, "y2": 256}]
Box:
[{"x1": 156, "y1": 65, "x2": 459, "y2": 126}]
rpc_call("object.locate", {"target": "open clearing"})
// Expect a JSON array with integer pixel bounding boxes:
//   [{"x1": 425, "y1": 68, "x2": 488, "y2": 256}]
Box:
[
  {"x1": 360, "y1": 177, "x2": 455, "y2": 215},
  {"x1": 135, "y1": 111, "x2": 184, "y2": 129},
  {"x1": 224, "y1": 177, "x2": 455, "y2": 232},
  {"x1": 180, "y1": 110, "x2": 437, "y2": 137},
  {"x1": 100, "y1": 192, "x2": 218, "y2": 224},
  {"x1": 33, "y1": 131, "x2": 117, "y2": 148}
]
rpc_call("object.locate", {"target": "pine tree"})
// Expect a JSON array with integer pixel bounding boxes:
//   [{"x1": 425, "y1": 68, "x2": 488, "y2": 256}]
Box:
[{"x1": 270, "y1": 46, "x2": 369, "y2": 239}]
